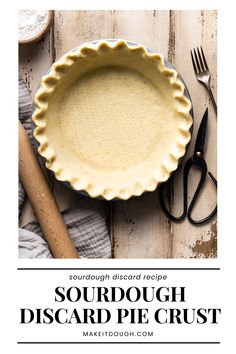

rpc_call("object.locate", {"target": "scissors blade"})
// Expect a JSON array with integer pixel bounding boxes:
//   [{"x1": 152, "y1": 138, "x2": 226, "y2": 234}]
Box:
[{"x1": 194, "y1": 108, "x2": 208, "y2": 155}]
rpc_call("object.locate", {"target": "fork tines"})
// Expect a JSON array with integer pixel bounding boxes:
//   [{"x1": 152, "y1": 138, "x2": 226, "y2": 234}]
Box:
[
  {"x1": 190, "y1": 46, "x2": 209, "y2": 74},
  {"x1": 190, "y1": 46, "x2": 217, "y2": 115}
]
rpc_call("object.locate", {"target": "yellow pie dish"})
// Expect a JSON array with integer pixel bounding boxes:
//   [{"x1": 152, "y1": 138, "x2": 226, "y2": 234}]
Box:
[{"x1": 32, "y1": 39, "x2": 192, "y2": 200}]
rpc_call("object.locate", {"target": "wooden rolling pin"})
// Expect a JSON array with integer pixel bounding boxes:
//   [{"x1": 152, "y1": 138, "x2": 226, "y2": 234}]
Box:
[{"x1": 19, "y1": 121, "x2": 79, "y2": 258}]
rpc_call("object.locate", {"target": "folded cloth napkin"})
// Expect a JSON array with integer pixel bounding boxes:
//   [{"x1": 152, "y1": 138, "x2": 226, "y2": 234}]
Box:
[{"x1": 18, "y1": 77, "x2": 111, "y2": 258}]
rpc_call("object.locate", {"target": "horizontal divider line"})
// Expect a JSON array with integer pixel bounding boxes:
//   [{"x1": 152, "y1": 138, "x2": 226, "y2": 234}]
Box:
[
  {"x1": 17, "y1": 268, "x2": 220, "y2": 271},
  {"x1": 17, "y1": 341, "x2": 220, "y2": 345}
]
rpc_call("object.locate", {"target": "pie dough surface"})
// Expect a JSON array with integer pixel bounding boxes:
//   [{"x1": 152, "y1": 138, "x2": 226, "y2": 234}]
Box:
[{"x1": 33, "y1": 40, "x2": 192, "y2": 200}]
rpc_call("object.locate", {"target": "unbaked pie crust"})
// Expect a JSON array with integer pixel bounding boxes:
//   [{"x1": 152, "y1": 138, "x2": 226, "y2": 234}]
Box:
[{"x1": 33, "y1": 39, "x2": 192, "y2": 200}]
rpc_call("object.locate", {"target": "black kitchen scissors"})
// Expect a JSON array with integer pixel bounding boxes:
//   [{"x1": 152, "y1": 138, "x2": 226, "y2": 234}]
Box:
[{"x1": 159, "y1": 108, "x2": 217, "y2": 225}]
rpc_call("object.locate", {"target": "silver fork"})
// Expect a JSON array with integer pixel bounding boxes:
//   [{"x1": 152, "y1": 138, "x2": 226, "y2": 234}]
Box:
[{"x1": 190, "y1": 46, "x2": 217, "y2": 115}]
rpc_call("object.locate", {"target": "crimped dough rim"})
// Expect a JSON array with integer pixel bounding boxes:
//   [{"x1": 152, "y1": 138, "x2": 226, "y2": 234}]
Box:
[{"x1": 32, "y1": 39, "x2": 193, "y2": 200}]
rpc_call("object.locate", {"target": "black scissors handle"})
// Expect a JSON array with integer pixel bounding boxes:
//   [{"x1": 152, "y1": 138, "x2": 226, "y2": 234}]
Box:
[
  {"x1": 159, "y1": 155, "x2": 217, "y2": 225},
  {"x1": 184, "y1": 156, "x2": 217, "y2": 224},
  {"x1": 159, "y1": 165, "x2": 186, "y2": 222}
]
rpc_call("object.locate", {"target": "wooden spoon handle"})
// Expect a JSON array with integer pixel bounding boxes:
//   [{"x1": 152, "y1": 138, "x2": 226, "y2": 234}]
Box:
[{"x1": 19, "y1": 121, "x2": 79, "y2": 258}]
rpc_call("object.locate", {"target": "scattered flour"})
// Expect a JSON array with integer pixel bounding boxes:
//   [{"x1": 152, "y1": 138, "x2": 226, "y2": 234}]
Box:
[{"x1": 19, "y1": 10, "x2": 49, "y2": 41}]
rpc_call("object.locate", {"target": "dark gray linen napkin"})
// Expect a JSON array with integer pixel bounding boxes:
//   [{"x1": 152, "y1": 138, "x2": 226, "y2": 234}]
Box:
[{"x1": 18, "y1": 77, "x2": 111, "y2": 258}]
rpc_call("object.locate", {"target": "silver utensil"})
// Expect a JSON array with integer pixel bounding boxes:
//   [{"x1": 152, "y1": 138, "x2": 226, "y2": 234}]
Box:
[{"x1": 190, "y1": 46, "x2": 217, "y2": 115}]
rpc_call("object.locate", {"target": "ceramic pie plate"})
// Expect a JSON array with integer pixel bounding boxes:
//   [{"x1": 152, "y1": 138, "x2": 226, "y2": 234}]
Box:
[{"x1": 32, "y1": 39, "x2": 193, "y2": 200}]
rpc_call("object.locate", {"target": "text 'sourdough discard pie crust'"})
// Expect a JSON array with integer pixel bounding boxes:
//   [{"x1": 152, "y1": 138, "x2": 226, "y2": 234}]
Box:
[{"x1": 33, "y1": 39, "x2": 193, "y2": 200}]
